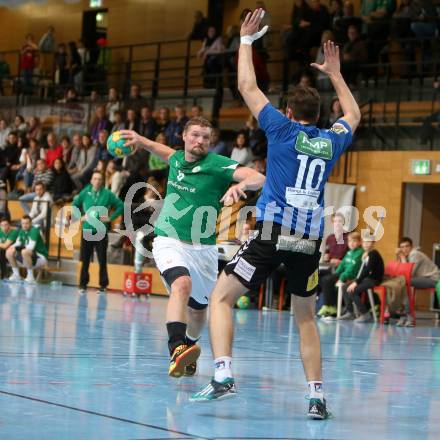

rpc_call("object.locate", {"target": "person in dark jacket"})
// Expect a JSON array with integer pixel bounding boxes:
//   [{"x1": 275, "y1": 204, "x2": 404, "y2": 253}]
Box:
[
  {"x1": 340, "y1": 238, "x2": 384, "y2": 322},
  {"x1": 51, "y1": 158, "x2": 74, "y2": 203}
]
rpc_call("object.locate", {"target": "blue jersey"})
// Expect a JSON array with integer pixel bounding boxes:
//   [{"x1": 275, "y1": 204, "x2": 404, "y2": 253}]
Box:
[{"x1": 256, "y1": 103, "x2": 353, "y2": 239}]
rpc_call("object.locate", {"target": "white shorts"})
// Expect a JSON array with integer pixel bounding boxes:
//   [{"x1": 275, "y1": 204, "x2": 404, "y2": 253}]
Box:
[
  {"x1": 152, "y1": 236, "x2": 218, "y2": 307},
  {"x1": 17, "y1": 253, "x2": 47, "y2": 269}
]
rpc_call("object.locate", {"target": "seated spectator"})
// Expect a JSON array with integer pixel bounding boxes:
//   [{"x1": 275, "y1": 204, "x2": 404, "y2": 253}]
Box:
[
  {"x1": 165, "y1": 104, "x2": 189, "y2": 148},
  {"x1": 245, "y1": 115, "x2": 267, "y2": 158},
  {"x1": 19, "y1": 158, "x2": 53, "y2": 210},
  {"x1": 106, "y1": 87, "x2": 122, "y2": 123},
  {"x1": 52, "y1": 158, "x2": 74, "y2": 203},
  {"x1": 0, "y1": 119, "x2": 11, "y2": 148},
  {"x1": 105, "y1": 159, "x2": 126, "y2": 196},
  {"x1": 6, "y1": 215, "x2": 48, "y2": 284},
  {"x1": 333, "y1": 1, "x2": 363, "y2": 43},
  {"x1": 189, "y1": 10, "x2": 209, "y2": 40},
  {"x1": 138, "y1": 105, "x2": 158, "y2": 140},
  {"x1": 95, "y1": 129, "x2": 111, "y2": 162},
  {"x1": 125, "y1": 84, "x2": 149, "y2": 113},
  {"x1": 58, "y1": 87, "x2": 80, "y2": 103},
  {"x1": 90, "y1": 105, "x2": 112, "y2": 143},
  {"x1": 410, "y1": 0, "x2": 437, "y2": 39},
  {"x1": 197, "y1": 26, "x2": 224, "y2": 89},
  {"x1": 20, "y1": 137, "x2": 44, "y2": 191},
  {"x1": 320, "y1": 97, "x2": 343, "y2": 127},
  {"x1": 392, "y1": 0, "x2": 419, "y2": 39},
  {"x1": 329, "y1": 0, "x2": 344, "y2": 28},
  {"x1": 13, "y1": 115, "x2": 28, "y2": 135},
  {"x1": 230, "y1": 131, "x2": 253, "y2": 166},
  {"x1": 396, "y1": 236, "x2": 440, "y2": 327},
  {"x1": 341, "y1": 24, "x2": 368, "y2": 86},
  {"x1": 148, "y1": 132, "x2": 169, "y2": 183},
  {"x1": 224, "y1": 24, "x2": 240, "y2": 100},
  {"x1": 45, "y1": 132, "x2": 63, "y2": 168},
  {"x1": 362, "y1": 0, "x2": 395, "y2": 51},
  {"x1": 251, "y1": 156, "x2": 266, "y2": 175},
  {"x1": 67, "y1": 133, "x2": 82, "y2": 175},
  {"x1": 111, "y1": 110, "x2": 125, "y2": 133},
  {"x1": 191, "y1": 105, "x2": 204, "y2": 118},
  {"x1": 314, "y1": 30, "x2": 336, "y2": 91},
  {"x1": 0, "y1": 131, "x2": 21, "y2": 190},
  {"x1": 71, "y1": 134, "x2": 97, "y2": 189},
  {"x1": 0, "y1": 217, "x2": 18, "y2": 279},
  {"x1": 156, "y1": 107, "x2": 171, "y2": 132},
  {"x1": 22, "y1": 181, "x2": 53, "y2": 229},
  {"x1": 60, "y1": 135, "x2": 72, "y2": 165},
  {"x1": 26, "y1": 116, "x2": 42, "y2": 142},
  {"x1": 322, "y1": 212, "x2": 348, "y2": 268},
  {"x1": 209, "y1": 127, "x2": 227, "y2": 155},
  {"x1": 124, "y1": 108, "x2": 138, "y2": 131},
  {"x1": 318, "y1": 231, "x2": 363, "y2": 318},
  {"x1": 341, "y1": 238, "x2": 384, "y2": 322}
]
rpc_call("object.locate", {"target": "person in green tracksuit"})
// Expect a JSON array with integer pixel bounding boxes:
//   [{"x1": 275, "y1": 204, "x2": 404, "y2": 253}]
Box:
[
  {"x1": 6, "y1": 215, "x2": 48, "y2": 284},
  {"x1": 318, "y1": 231, "x2": 363, "y2": 317},
  {"x1": 0, "y1": 217, "x2": 18, "y2": 279},
  {"x1": 69, "y1": 171, "x2": 124, "y2": 293}
]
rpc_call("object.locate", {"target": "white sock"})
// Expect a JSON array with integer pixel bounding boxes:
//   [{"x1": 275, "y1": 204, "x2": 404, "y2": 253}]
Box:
[
  {"x1": 26, "y1": 271, "x2": 35, "y2": 281},
  {"x1": 308, "y1": 381, "x2": 324, "y2": 400},
  {"x1": 186, "y1": 333, "x2": 199, "y2": 344},
  {"x1": 12, "y1": 268, "x2": 19, "y2": 276},
  {"x1": 214, "y1": 356, "x2": 232, "y2": 383}
]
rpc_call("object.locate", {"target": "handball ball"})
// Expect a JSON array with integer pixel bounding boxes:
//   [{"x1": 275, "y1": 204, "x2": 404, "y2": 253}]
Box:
[
  {"x1": 236, "y1": 295, "x2": 250, "y2": 310},
  {"x1": 107, "y1": 131, "x2": 134, "y2": 158}
]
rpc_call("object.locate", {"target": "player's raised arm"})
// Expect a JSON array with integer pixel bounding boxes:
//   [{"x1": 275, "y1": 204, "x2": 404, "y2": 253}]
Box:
[
  {"x1": 311, "y1": 41, "x2": 361, "y2": 132},
  {"x1": 237, "y1": 8, "x2": 269, "y2": 119},
  {"x1": 120, "y1": 129, "x2": 175, "y2": 163}
]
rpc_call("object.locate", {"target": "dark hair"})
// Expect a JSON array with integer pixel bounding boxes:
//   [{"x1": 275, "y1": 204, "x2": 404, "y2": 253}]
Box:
[
  {"x1": 234, "y1": 130, "x2": 249, "y2": 148},
  {"x1": 52, "y1": 157, "x2": 66, "y2": 171},
  {"x1": 184, "y1": 117, "x2": 212, "y2": 132},
  {"x1": 240, "y1": 8, "x2": 252, "y2": 22},
  {"x1": 0, "y1": 217, "x2": 10, "y2": 223},
  {"x1": 286, "y1": 86, "x2": 321, "y2": 123},
  {"x1": 399, "y1": 236, "x2": 413, "y2": 246},
  {"x1": 15, "y1": 114, "x2": 25, "y2": 123},
  {"x1": 34, "y1": 181, "x2": 46, "y2": 190},
  {"x1": 22, "y1": 215, "x2": 32, "y2": 221},
  {"x1": 8, "y1": 131, "x2": 18, "y2": 137}
]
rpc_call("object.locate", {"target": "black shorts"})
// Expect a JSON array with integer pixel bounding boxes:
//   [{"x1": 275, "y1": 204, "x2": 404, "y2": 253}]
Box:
[{"x1": 224, "y1": 222, "x2": 321, "y2": 297}]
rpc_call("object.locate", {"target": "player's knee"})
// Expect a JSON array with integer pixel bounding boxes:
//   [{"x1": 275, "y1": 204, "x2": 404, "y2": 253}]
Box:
[
  {"x1": 171, "y1": 275, "x2": 192, "y2": 298},
  {"x1": 6, "y1": 247, "x2": 16, "y2": 258},
  {"x1": 22, "y1": 248, "x2": 31, "y2": 256},
  {"x1": 211, "y1": 288, "x2": 236, "y2": 307}
]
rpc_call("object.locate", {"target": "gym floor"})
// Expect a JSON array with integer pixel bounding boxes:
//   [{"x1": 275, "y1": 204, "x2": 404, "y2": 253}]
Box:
[{"x1": 0, "y1": 283, "x2": 439, "y2": 439}]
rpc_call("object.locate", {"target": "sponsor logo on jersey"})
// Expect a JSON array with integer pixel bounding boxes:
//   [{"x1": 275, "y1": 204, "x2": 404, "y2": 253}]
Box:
[
  {"x1": 192, "y1": 166, "x2": 201, "y2": 173},
  {"x1": 177, "y1": 170, "x2": 185, "y2": 181},
  {"x1": 295, "y1": 131, "x2": 333, "y2": 160},
  {"x1": 329, "y1": 123, "x2": 349, "y2": 135},
  {"x1": 222, "y1": 164, "x2": 239, "y2": 170}
]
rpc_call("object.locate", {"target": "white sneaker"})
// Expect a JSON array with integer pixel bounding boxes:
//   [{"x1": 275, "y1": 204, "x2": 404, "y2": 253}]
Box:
[
  {"x1": 25, "y1": 276, "x2": 37, "y2": 284},
  {"x1": 8, "y1": 274, "x2": 22, "y2": 283}
]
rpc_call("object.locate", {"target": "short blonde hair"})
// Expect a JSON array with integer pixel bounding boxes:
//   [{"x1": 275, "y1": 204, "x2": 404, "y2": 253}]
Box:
[{"x1": 348, "y1": 231, "x2": 361, "y2": 241}]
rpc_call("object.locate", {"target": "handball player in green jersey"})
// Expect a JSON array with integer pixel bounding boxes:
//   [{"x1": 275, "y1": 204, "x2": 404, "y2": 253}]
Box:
[{"x1": 120, "y1": 118, "x2": 265, "y2": 378}]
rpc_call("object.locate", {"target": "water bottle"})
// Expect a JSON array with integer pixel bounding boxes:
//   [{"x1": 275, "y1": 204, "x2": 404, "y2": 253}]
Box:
[{"x1": 50, "y1": 280, "x2": 63, "y2": 290}]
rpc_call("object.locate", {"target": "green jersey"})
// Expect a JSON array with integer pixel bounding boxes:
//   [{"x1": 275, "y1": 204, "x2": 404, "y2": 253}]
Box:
[
  {"x1": 335, "y1": 246, "x2": 363, "y2": 282},
  {"x1": 154, "y1": 151, "x2": 239, "y2": 245},
  {"x1": 15, "y1": 226, "x2": 48, "y2": 258},
  {"x1": 0, "y1": 228, "x2": 18, "y2": 244},
  {"x1": 72, "y1": 184, "x2": 124, "y2": 232}
]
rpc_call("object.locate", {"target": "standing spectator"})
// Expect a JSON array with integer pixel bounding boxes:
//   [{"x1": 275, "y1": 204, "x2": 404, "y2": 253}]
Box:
[
  {"x1": 124, "y1": 108, "x2": 138, "y2": 131},
  {"x1": 45, "y1": 132, "x2": 63, "y2": 167},
  {"x1": 68, "y1": 41, "x2": 82, "y2": 88},
  {"x1": 90, "y1": 105, "x2": 112, "y2": 143},
  {"x1": 6, "y1": 215, "x2": 48, "y2": 284},
  {"x1": 20, "y1": 33, "x2": 38, "y2": 94},
  {"x1": 138, "y1": 105, "x2": 158, "y2": 139},
  {"x1": 111, "y1": 110, "x2": 125, "y2": 132},
  {"x1": 191, "y1": 105, "x2": 204, "y2": 118},
  {"x1": 396, "y1": 236, "x2": 440, "y2": 327},
  {"x1": 67, "y1": 133, "x2": 82, "y2": 175},
  {"x1": 125, "y1": 84, "x2": 149, "y2": 113},
  {"x1": 26, "y1": 116, "x2": 42, "y2": 142},
  {"x1": 230, "y1": 131, "x2": 253, "y2": 166},
  {"x1": 189, "y1": 10, "x2": 209, "y2": 40},
  {"x1": 165, "y1": 104, "x2": 189, "y2": 148},
  {"x1": 0, "y1": 217, "x2": 18, "y2": 279},
  {"x1": 318, "y1": 231, "x2": 363, "y2": 318},
  {"x1": 0, "y1": 119, "x2": 11, "y2": 148},
  {"x1": 106, "y1": 87, "x2": 122, "y2": 123},
  {"x1": 197, "y1": 26, "x2": 224, "y2": 89},
  {"x1": 0, "y1": 53, "x2": 10, "y2": 96},
  {"x1": 69, "y1": 171, "x2": 124, "y2": 293},
  {"x1": 208, "y1": 127, "x2": 227, "y2": 155},
  {"x1": 342, "y1": 25, "x2": 368, "y2": 86},
  {"x1": 24, "y1": 182, "x2": 53, "y2": 229},
  {"x1": 71, "y1": 134, "x2": 97, "y2": 189},
  {"x1": 342, "y1": 239, "x2": 384, "y2": 321},
  {"x1": 156, "y1": 107, "x2": 171, "y2": 132},
  {"x1": 38, "y1": 26, "x2": 56, "y2": 78},
  {"x1": 19, "y1": 159, "x2": 54, "y2": 210},
  {"x1": 54, "y1": 43, "x2": 69, "y2": 86},
  {"x1": 0, "y1": 131, "x2": 21, "y2": 190},
  {"x1": 21, "y1": 137, "x2": 44, "y2": 191},
  {"x1": 334, "y1": 1, "x2": 364, "y2": 43},
  {"x1": 52, "y1": 158, "x2": 74, "y2": 203}
]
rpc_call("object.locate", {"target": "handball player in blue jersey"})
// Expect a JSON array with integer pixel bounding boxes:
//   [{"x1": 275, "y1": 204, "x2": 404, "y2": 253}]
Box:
[{"x1": 191, "y1": 8, "x2": 361, "y2": 418}]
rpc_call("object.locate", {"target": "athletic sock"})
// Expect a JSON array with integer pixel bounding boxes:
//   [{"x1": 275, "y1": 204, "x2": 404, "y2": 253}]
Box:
[
  {"x1": 166, "y1": 321, "x2": 187, "y2": 355},
  {"x1": 214, "y1": 356, "x2": 232, "y2": 383},
  {"x1": 26, "y1": 271, "x2": 35, "y2": 281},
  {"x1": 12, "y1": 267, "x2": 19, "y2": 276},
  {"x1": 308, "y1": 381, "x2": 324, "y2": 400},
  {"x1": 185, "y1": 333, "x2": 199, "y2": 347}
]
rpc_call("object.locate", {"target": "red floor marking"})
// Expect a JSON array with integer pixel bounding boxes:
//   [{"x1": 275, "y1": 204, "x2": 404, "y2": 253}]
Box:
[{"x1": 7, "y1": 381, "x2": 29, "y2": 385}]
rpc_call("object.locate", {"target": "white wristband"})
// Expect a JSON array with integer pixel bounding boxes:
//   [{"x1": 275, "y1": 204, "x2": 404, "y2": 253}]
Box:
[{"x1": 240, "y1": 36, "x2": 254, "y2": 45}]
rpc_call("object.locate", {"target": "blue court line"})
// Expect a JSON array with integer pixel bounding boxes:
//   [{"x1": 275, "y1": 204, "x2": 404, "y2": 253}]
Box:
[{"x1": 0, "y1": 390, "x2": 209, "y2": 440}]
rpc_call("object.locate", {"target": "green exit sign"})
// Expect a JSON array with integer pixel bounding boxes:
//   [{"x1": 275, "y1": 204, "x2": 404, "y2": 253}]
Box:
[{"x1": 412, "y1": 159, "x2": 431, "y2": 175}]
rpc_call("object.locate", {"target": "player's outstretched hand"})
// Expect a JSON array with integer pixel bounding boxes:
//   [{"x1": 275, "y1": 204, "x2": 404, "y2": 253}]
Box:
[
  {"x1": 240, "y1": 8, "x2": 269, "y2": 42},
  {"x1": 221, "y1": 183, "x2": 247, "y2": 206},
  {"x1": 310, "y1": 41, "x2": 340, "y2": 77},
  {"x1": 119, "y1": 129, "x2": 145, "y2": 148}
]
